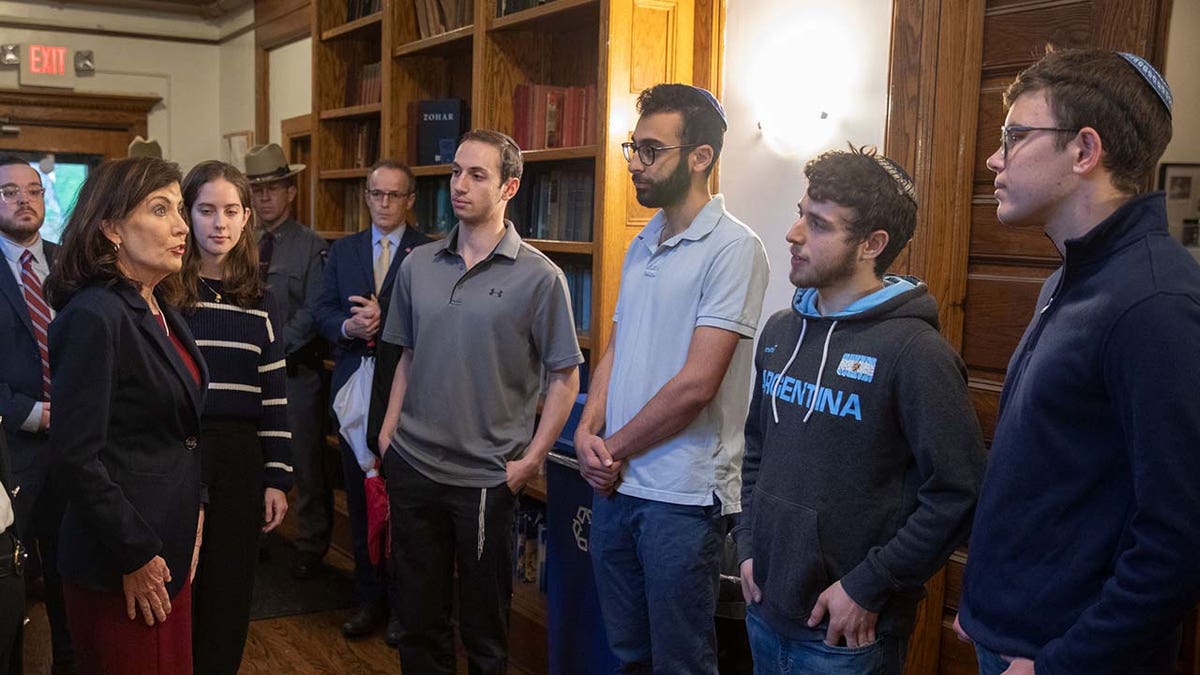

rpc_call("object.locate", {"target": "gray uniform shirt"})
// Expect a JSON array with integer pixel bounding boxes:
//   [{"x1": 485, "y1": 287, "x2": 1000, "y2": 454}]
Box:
[
  {"x1": 382, "y1": 221, "x2": 583, "y2": 487},
  {"x1": 258, "y1": 218, "x2": 327, "y2": 355}
]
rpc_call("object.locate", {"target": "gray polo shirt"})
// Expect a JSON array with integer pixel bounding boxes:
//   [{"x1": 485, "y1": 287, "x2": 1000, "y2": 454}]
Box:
[{"x1": 382, "y1": 221, "x2": 583, "y2": 487}]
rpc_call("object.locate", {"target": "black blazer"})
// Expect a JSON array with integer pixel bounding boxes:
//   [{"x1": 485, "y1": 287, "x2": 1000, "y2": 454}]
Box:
[
  {"x1": 0, "y1": 243, "x2": 57, "y2": 490},
  {"x1": 49, "y1": 283, "x2": 208, "y2": 598}
]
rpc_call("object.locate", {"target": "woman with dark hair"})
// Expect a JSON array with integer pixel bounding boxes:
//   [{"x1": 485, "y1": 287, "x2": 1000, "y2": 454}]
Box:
[
  {"x1": 171, "y1": 160, "x2": 291, "y2": 674},
  {"x1": 45, "y1": 156, "x2": 207, "y2": 675}
]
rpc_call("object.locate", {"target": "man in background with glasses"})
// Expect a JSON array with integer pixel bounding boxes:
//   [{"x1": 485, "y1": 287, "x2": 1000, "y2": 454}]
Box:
[
  {"x1": 955, "y1": 49, "x2": 1200, "y2": 675},
  {"x1": 0, "y1": 154, "x2": 74, "y2": 673},
  {"x1": 313, "y1": 158, "x2": 430, "y2": 643},
  {"x1": 244, "y1": 143, "x2": 331, "y2": 583},
  {"x1": 575, "y1": 84, "x2": 769, "y2": 673}
]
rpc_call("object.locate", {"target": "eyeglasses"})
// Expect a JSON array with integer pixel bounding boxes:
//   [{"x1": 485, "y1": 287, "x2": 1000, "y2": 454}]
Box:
[
  {"x1": 364, "y1": 189, "x2": 414, "y2": 203},
  {"x1": 620, "y1": 142, "x2": 699, "y2": 166},
  {"x1": 0, "y1": 185, "x2": 45, "y2": 203},
  {"x1": 999, "y1": 125, "x2": 1081, "y2": 163}
]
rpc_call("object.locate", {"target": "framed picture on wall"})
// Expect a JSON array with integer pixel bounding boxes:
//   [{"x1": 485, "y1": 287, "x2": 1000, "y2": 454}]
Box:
[
  {"x1": 1157, "y1": 163, "x2": 1200, "y2": 245},
  {"x1": 223, "y1": 130, "x2": 254, "y2": 171}
]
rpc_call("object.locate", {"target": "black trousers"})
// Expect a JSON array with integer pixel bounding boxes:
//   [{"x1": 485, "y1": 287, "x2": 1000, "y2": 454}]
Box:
[
  {"x1": 385, "y1": 450, "x2": 517, "y2": 675},
  {"x1": 0, "y1": 530, "x2": 22, "y2": 675},
  {"x1": 287, "y1": 366, "x2": 331, "y2": 558},
  {"x1": 192, "y1": 419, "x2": 263, "y2": 675}
]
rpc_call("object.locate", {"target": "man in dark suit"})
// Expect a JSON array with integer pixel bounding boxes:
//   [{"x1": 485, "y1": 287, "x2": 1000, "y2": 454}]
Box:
[
  {"x1": 0, "y1": 154, "x2": 72, "y2": 673},
  {"x1": 246, "y1": 144, "x2": 331, "y2": 580},
  {"x1": 314, "y1": 158, "x2": 431, "y2": 643}
]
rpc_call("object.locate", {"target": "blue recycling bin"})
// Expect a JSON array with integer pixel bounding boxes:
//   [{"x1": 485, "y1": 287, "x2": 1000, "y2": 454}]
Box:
[{"x1": 545, "y1": 395, "x2": 620, "y2": 674}]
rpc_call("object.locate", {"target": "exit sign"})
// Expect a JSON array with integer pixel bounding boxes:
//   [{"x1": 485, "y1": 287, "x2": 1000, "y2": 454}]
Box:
[{"x1": 19, "y1": 44, "x2": 75, "y2": 89}]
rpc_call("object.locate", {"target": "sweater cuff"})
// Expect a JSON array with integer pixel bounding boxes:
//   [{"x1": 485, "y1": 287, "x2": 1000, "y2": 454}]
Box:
[
  {"x1": 731, "y1": 522, "x2": 753, "y2": 564},
  {"x1": 841, "y1": 557, "x2": 894, "y2": 612},
  {"x1": 265, "y1": 469, "x2": 294, "y2": 493}
]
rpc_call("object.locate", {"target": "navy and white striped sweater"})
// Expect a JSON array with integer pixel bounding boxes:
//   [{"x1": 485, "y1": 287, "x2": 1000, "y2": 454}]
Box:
[{"x1": 185, "y1": 279, "x2": 293, "y2": 491}]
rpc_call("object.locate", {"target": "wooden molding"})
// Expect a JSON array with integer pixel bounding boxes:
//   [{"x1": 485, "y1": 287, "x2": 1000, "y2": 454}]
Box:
[
  {"x1": 885, "y1": 0, "x2": 983, "y2": 354},
  {"x1": 0, "y1": 89, "x2": 159, "y2": 135}
]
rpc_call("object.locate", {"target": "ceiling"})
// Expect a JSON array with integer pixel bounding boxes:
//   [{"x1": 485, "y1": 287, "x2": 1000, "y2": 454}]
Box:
[{"x1": 42, "y1": 0, "x2": 253, "y2": 20}]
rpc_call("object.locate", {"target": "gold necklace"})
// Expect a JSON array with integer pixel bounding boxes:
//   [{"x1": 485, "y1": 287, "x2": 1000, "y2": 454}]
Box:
[{"x1": 199, "y1": 275, "x2": 222, "y2": 303}]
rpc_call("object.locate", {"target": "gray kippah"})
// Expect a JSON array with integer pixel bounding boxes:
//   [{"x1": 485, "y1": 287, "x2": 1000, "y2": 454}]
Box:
[
  {"x1": 1118, "y1": 52, "x2": 1172, "y2": 116},
  {"x1": 874, "y1": 155, "x2": 918, "y2": 206}
]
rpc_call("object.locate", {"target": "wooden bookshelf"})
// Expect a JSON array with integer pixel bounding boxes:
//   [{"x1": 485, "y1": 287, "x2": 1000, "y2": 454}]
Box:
[{"x1": 310, "y1": 2, "x2": 723, "y2": 664}]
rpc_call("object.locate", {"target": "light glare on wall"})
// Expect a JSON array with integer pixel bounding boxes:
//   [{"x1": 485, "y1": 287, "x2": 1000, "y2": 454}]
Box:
[{"x1": 746, "y1": 7, "x2": 861, "y2": 159}]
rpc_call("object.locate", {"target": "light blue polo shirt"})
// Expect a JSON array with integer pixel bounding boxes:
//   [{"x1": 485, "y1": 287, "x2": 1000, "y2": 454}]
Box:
[{"x1": 607, "y1": 195, "x2": 769, "y2": 514}]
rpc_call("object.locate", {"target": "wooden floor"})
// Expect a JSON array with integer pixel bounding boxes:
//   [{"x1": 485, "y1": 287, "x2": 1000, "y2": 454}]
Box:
[{"x1": 22, "y1": 547, "x2": 535, "y2": 675}]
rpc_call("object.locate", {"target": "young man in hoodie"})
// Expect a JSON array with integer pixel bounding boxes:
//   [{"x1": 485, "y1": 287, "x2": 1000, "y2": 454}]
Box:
[
  {"x1": 575, "y1": 83, "x2": 769, "y2": 673},
  {"x1": 955, "y1": 50, "x2": 1200, "y2": 675},
  {"x1": 734, "y1": 146, "x2": 985, "y2": 674}
]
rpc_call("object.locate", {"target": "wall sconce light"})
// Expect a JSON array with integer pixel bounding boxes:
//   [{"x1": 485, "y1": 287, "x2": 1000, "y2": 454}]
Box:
[
  {"x1": 0, "y1": 45, "x2": 19, "y2": 66},
  {"x1": 741, "y1": 6, "x2": 865, "y2": 159},
  {"x1": 75, "y1": 50, "x2": 95, "y2": 74}
]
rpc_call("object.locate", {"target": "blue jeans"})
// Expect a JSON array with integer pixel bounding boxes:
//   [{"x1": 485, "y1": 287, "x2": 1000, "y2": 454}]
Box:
[
  {"x1": 745, "y1": 606, "x2": 907, "y2": 675},
  {"x1": 590, "y1": 492, "x2": 724, "y2": 675},
  {"x1": 974, "y1": 642, "x2": 1011, "y2": 675}
]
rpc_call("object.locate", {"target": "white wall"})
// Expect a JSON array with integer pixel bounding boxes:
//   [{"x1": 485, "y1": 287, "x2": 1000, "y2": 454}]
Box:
[
  {"x1": 720, "y1": 0, "x2": 893, "y2": 320},
  {"x1": 219, "y1": 9, "x2": 258, "y2": 153},
  {"x1": 1162, "y1": 0, "x2": 1200, "y2": 164},
  {"x1": 268, "y1": 37, "x2": 313, "y2": 145}
]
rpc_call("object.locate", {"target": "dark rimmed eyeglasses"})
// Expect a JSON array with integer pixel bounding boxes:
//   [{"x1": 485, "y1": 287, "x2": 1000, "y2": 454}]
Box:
[
  {"x1": 999, "y1": 125, "x2": 1081, "y2": 163},
  {"x1": 620, "y1": 142, "x2": 699, "y2": 166}
]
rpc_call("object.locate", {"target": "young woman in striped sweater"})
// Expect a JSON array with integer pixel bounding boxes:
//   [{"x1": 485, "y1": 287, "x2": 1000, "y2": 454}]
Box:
[{"x1": 171, "y1": 161, "x2": 292, "y2": 674}]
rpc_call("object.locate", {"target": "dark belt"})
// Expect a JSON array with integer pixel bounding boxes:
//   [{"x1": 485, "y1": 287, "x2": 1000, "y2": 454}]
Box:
[{"x1": 0, "y1": 529, "x2": 26, "y2": 579}]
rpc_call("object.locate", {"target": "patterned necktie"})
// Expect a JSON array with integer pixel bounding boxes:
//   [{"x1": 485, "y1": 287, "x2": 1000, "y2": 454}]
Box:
[
  {"x1": 375, "y1": 238, "x2": 391, "y2": 294},
  {"x1": 258, "y1": 230, "x2": 275, "y2": 282},
  {"x1": 20, "y1": 251, "x2": 51, "y2": 398}
]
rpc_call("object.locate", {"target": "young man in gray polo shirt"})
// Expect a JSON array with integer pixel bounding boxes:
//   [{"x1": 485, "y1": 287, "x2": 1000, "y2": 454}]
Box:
[
  {"x1": 377, "y1": 129, "x2": 582, "y2": 674},
  {"x1": 575, "y1": 83, "x2": 770, "y2": 673}
]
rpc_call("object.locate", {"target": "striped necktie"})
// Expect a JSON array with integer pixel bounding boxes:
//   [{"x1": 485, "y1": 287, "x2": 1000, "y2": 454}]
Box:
[{"x1": 20, "y1": 250, "x2": 51, "y2": 398}]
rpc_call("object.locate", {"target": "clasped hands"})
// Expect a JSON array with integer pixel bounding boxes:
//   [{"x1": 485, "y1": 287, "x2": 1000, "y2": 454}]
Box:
[
  {"x1": 343, "y1": 294, "x2": 381, "y2": 340},
  {"x1": 575, "y1": 432, "x2": 622, "y2": 494}
]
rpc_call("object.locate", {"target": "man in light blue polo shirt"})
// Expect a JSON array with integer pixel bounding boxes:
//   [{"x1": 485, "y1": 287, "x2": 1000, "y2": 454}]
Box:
[{"x1": 575, "y1": 83, "x2": 769, "y2": 674}]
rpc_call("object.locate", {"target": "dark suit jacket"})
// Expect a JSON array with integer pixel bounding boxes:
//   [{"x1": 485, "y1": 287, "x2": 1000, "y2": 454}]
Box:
[
  {"x1": 49, "y1": 283, "x2": 208, "y2": 598},
  {"x1": 0, "y1": 242, "x2": 57, "y2": 531},
  {"x1": 314, "y1": 226, "x2": 430, "y2": 445}
]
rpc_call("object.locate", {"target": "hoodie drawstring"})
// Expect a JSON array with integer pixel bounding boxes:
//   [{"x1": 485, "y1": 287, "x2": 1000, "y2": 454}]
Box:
[
  {"x1": 771, "y1": 318, "x2": 839, "y2": 424},
  {"x1": 803, "y1": 321, "x2": 838, "y2": 423},
  {"x1": 770, "y1": 318, "x2": 806, "y2": 424}
]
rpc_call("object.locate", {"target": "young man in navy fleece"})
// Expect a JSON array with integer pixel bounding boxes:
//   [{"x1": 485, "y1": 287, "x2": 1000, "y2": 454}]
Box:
[
  {"x1": 955, "y1": 49, "x2": 1200, "y2": 675},
  {"x1": 734, "y1": 146, "x2": 984, "y2": 674}
]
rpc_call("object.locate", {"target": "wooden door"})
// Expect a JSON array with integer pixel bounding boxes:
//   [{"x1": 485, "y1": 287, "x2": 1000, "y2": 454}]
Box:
[
  {"x1": 0, "y1": 90, "x2": 159, "y2": 159},
  {"x1": 884, "y1": 1, "x2": 1175, "y2": 674}
]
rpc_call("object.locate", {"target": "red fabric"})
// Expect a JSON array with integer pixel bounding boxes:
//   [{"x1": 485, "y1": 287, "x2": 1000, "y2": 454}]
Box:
[
  {"x1": 365, "y1": 474, "x2": 390, "y2": 565},
  {"x1": 64, "y1": 581, "x2": 193, "y2": 675},
  {"x1": 155, "y1": 312, "x2": 201, "y2": 386}
]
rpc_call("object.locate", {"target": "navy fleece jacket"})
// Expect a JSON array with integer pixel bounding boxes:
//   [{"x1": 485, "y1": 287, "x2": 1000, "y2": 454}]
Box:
[
  {"x1": 959, "y1": 193, "x2": 1200, "y2": 674},
  {"x1": 733, "y1": 277, "x2": 984, "y2": 639}
]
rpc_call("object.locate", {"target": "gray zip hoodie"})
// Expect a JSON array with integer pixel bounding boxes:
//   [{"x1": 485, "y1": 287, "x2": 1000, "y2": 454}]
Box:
[{"x1": 733, "y1": 276, "x2": 984, "y2": 640}]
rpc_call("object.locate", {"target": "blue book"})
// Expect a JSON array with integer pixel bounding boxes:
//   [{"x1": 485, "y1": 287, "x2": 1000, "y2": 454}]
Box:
[{"x1": 416, "y1": 98, "x2": 465, "y2": 165}]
